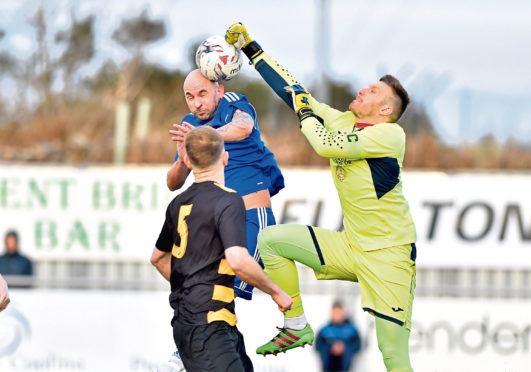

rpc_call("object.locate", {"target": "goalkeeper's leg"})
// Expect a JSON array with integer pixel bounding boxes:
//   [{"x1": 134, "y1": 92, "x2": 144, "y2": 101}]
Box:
[
  {"x1": 256, "y1": 224, "x2": 323, "y2": 355},
  {"x1": 375, "y1": 317, "x2": 414, "y2": 372},
  {"x1": 258, "y1": 224, "x2": 324, "y2": 318}
]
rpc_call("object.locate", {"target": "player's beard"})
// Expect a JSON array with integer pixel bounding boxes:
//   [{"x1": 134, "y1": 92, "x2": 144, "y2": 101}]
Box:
[
  {"x1": 194, "y1": 109, "x2": 212, "y2": 120},
  {"x1": 194, "y1": 104, "x2": 217, "y2": 121}
]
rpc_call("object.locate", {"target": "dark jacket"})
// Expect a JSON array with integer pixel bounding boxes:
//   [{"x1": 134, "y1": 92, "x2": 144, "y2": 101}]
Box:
[
  {"x1": 0, "y1": 252, "x2": 33, "y2": 276},
  {"x1": 315, "y1": 318, "x2": 361, "y2": 372}
]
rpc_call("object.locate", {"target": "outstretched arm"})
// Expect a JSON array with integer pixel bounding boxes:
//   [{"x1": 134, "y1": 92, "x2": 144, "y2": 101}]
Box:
[
  {"x1": 301, "y1": 116, "x2": 362, "y2": 159},
  {"x1": 225, "y1": 246, "x2": 292, "y2": 312},
  {"x1": 226, "y1": 22, "x2": 345, "y2": 127},
  {"x1": 284, "y1": 85, "x2": 402, "y2": 159},
  {"x1": 226, "y1": 23, "x2": 298, "y2": 108}
]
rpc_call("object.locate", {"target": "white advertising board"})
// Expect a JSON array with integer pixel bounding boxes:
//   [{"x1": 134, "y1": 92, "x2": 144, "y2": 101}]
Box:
[
  {"x1": 274, "y1": 170, "x2": 531, "y2": 269},
  {"x1": 0, "y1": 165, "x2": 530, "y2": 267},
  {"x1": 1, "y1": 291, "x2": 530, "y2": 372},
  {"x1": 0, "y1": 165, "x2": 177, "y2": 261},
  {"x1": 354, "y1": 297, "x2": 531, "y2": 372}
]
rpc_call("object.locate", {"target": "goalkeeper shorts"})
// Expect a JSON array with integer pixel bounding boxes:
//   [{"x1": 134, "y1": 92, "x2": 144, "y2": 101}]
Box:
[{"x1": 310, "y1": 227, "x2": 416, "y2": 329}]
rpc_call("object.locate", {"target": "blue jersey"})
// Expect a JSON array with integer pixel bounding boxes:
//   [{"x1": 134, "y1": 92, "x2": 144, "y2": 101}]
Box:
[{"x1": 175, "y1": 92, "x2": 284, "y2": 197}]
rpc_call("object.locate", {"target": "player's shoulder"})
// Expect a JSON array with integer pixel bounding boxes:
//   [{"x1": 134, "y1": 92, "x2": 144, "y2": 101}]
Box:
[
  {"x1": 367, "y1": 123, "x2": 405, "y2": 135},
  {"x1": 165, "y1": 192, "x2": 186, "y2": 220},
  {"x1": 383, "y1": 122, "x2": 405, "y2": 131},
  {"x1": 213, "y1": 182, "x2": 245, "y2": 203},
  {"x1": 211, "y1": 182, "x2": 245, "y2": 212},
  {"x1": 368, "y1": 123, "x2": 406, "y2": 147},
  {"x1": 213, "y1": 182, "x2": 238, "y2": 194},
  {"x1": 169, "y1": 187, "x2": 191, "y2": 206},
  {"x1": 222, "y1": 91, "x2": 247, "y2": 103},
  {"x1": 219, "y1": 92, "x2": 256, "y2": 119}
]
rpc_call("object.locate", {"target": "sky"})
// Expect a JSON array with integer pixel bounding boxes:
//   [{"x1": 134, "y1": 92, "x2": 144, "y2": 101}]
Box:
[{"x1": 1, "y1": 0, "x2": 531, "y2": 144}]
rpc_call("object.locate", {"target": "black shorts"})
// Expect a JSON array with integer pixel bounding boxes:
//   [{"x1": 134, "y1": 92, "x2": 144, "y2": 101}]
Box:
[{"x1": 172, "y1": 319, "x2": 253, "y2": 372}]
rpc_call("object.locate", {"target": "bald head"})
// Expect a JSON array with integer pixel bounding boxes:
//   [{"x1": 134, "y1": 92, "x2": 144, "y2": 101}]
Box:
[
  {"x1": 184, "y1": 69, "x2": 216, "y2": 90},
  {"x1": 183, "y1": 69, "x2": 224, "y2": 121}
]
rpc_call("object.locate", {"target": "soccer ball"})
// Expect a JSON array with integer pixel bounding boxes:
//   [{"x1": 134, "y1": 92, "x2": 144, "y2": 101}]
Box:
[{"x1": 195, "y1": 35, "x2": 242, "y2": 81}]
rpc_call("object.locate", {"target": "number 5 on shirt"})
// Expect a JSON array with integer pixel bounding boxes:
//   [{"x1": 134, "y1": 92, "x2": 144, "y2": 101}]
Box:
[{"x1": 172, "y1": 204, "x2": 193, "y2": 258}]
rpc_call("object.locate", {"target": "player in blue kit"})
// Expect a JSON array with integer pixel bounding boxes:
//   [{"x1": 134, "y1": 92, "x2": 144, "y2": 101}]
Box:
[
  {"x1": 159, "y1": 70, "x2": 284, "y2": 371},
  {"x1": 168, "y1": 69, "x2": 284, "y2": 300}
]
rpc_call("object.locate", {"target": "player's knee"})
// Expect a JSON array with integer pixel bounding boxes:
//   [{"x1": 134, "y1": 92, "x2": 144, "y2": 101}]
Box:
[{"x1": 257, "y1": 226, "x2": 275, "y2": 257}]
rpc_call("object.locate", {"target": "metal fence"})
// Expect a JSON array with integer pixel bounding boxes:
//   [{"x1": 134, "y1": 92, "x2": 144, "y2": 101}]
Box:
[{"x1": 3, "y1": 260, "x2": 531, "y2": 299}]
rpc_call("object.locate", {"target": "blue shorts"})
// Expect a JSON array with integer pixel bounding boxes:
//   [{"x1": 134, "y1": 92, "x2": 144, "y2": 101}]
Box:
[{"x1": 234, "y1": 207, "x2": 276, "y2": 300}]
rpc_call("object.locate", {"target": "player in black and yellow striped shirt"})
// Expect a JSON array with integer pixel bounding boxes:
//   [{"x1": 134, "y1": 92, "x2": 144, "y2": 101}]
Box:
[{"x1": 151, "y1": 126, "x2": 291, "y2": 372}]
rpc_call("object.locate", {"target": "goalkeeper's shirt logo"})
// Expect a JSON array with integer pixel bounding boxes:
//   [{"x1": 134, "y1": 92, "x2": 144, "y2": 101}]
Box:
[
  {"x1": 332, "y1": 159, "x2": 352, "y2": 182},
  {"x1": 332, "y1": 158, "x2": 352, "y2": 166},
  {"x1": 336, "y1": 166, "x2": 346, "y2": 181}
]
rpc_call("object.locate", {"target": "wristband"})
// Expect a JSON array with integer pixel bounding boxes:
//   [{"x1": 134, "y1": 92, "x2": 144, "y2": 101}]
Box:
[
  {"x1": 297, "y1": 107, "x2": 316, "y2": 122},
  {"x1": 242, "y1": 41, "x2": 263, "y2": 60}
]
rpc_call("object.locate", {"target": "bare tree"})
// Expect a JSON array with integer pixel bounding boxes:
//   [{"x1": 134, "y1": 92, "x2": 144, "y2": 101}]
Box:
[
  {"x1": 55, "y1": 12, "x2": 95, "y2": 98},
  {"x1": 28, "y1": 6, "x2": 54, "y2": 108},
  {"x1": 112, "y1": 9, "x2": 166, "y2": 57},
  {"x1": 111, "y1": 9, "x2": 166, "y2": 101},
  {"x1": 0, "y1": 29, "x2": 17, "y2": 77}
]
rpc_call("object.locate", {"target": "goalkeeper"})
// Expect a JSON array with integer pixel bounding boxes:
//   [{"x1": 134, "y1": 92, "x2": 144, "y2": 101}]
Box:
[{"x1": 226, "y1": 23, "x2": 417, "y2": 372}]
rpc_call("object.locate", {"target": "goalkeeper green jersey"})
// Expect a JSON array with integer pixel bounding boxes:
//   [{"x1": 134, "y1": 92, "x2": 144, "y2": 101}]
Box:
[
  {"x1": 305, "y1": 97, "x2": 416, "y2": 251},
  {"x1": 248, "y1": 49, "x2": 416, "y2": 251}
]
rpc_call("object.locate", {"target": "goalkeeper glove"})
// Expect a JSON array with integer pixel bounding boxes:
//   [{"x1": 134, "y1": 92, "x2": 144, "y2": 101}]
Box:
[
  {"x1": 225, "y1": 22, "x2": 263, "y2": 60},
  {"x1": 225, "y1": 22, "x2": 252, "y2": 49},
  {"x1": 284, "y1": 85, "x2": 315, "y2": 122}
]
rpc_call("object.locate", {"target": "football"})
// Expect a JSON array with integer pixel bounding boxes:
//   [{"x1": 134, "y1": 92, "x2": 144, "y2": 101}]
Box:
[{"x1": 195, "y1": 35, "x2": 242, "y2": 81}]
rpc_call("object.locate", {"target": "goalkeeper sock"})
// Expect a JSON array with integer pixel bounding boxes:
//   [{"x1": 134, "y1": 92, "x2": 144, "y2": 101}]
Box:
[{"x1": 284, "y1": 313, "x2": 307, "y2": 331}]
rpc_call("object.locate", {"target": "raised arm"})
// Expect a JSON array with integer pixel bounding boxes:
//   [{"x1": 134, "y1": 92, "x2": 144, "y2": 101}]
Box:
[
  {"x1": 226, "y1": 23, "x2": 298, "y2": 108},
  {"x1": 167, "y1": 159, "x2": 191, "y2": 191},
  {"x1": 167, "y1": 123, "x2": 193, "y2": 191},
  {"x1": 285, "y1": 85, "x2": 403, "y2": 159},
  {"x1": 301, "y1": 119, "x2": 404, "y2": 159},
  {"x1": 226, "y1": 22, "x2": 345, "y2": 129}
]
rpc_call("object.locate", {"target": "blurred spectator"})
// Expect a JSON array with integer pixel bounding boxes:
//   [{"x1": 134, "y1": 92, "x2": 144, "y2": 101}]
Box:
[
  {"x1": 0, "y1": 230, "x2": 33, "y2": 287},
  {"x1": 315, "y1": 301, "x2": 361, "y2": 372}
]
